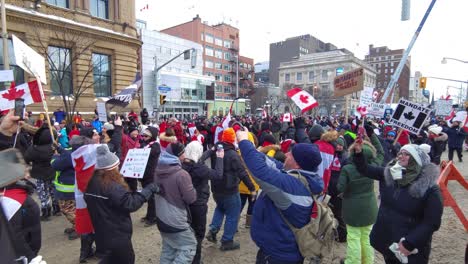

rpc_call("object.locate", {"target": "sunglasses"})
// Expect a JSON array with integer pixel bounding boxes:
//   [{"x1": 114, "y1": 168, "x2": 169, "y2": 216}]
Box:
[{"x1": 397, "y1": 151, "x2": 410, "y2": 157}]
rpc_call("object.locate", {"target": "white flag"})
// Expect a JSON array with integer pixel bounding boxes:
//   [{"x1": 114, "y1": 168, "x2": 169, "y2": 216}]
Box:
[{"x1": 287, "y1": 87, "x2": 318, "y2": 113}]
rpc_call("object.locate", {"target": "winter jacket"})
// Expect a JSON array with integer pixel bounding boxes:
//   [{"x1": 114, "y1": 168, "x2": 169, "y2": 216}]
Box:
[
  {"x1": 444, "y1": 125, "x2": 468, "y2": 149},
  {"x1": 120, "y1": 134, "x2": 140, "y2": 164},
  {"x1": 58, "y1": 127, "x2": 69, "y2": 148},
  {"x1": 239, "y1": 140, "x2": 324, "y2": 263},
  {"x1": 337, "y1": 141, "x2": 379, "y2": 227},
  {"x1": 271, "y1": 119, "x2": 281, "y2": 133},
  {"x1": 328, "y1": 151, "x2": 349, "y2": 198},
  {"x1": 24, "y1": 126, "x2": 56, "y2": 181},
  {"x1": 155, "y1": 151, "x2": 196, "y2": 233},
  {"x1": 1, "y1": 182, "x2": 41, "y2": 261},
  {"x1": 428, "y1": 132, "x2": 448, "y2": 165},
  {"x1": 171, "y1": 124, "x2": 185, "y2": 144},
  {"x1": 92, "y1": 119, "x2": 102, "y2": 133},
  {"x1": 313, "y1": 131, "x2": 338, "y2": 192},
  {"x1": 51, "y1": 149, "x2": 75, "y2": 200},
  {"x1": 355, "y1": 152, "x2": 443, "y2": 263},
  {"x1": 84, "y1": 177, "x2": 152, "y2": 251},
  {"x1": 140, "y1": 110, "x2": 149, "y2": 125},
  {"x1": 159, "y1": 132, "x2": 177, "y2": 150},
  {"x1": 104, "y1": 125, "x2": 123, "y2": 159},
  {"x1": 182, "y1": 152, "x2": 224, "y2": 206},
  {"x1": 379, "y1": 136, "x2": 401, "y2": 165},
  {"x1": 210, "y1": 142, "x2": 255, "y2": 196},
  {"x1": 294, "y1": 118, "x2": 311, "y2": 144},
  {"x1": 139, "y1": 126, "x2": 161, "y2": 186}
]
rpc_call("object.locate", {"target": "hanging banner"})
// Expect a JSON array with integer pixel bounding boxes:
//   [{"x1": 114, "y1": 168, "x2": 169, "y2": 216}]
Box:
[
  {"x1": 120, "y1": 148, "x2": 151, "y2": 178},
  {"x1": 389, "y1": 98, "x2": 431, "y2": 135},
  {"x1": 333, "y1": 67, "x2": 364, "y2": 97},
  {"x1": 434, "y1": 99, "x2": 453, "y2": 116}
]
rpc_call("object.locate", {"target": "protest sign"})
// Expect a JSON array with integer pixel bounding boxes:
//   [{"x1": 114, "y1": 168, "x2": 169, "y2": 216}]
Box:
[
  {"x1": 12, "y1": 35, "x2": 47, "y2": 84},
  {"x1": 389, "y1": 98, "x2": 431, "y2": 135},
  {"x1": 333, "y1": 67, "x2": 364, "y2": 97},
  {"x1": 359, "y1": 86, "x2": 374, "y2": 107},
  {"x1": 96, "y1": 102, "x2": 107, "y2": 122},
  {"x1": 120, "y1": 148, "x2": 151, "y2": 178},
  {"x1": 435, "y1": 99, "x2": 453, "y2": 116},
  {"x1": 367, "y1": 102, "x2": 386, "y2": 117}
]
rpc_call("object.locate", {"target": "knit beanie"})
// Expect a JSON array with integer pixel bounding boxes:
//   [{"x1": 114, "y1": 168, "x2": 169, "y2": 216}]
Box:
[
  {"x1": 387, "y1": 130, "x2": 396, "y2": 137},
  {"x1": 95, "y1": 144, "x2": 119, "y2": 170},
  {"x1": 291, "y1": 143, "x2": 322, "y2": 172},
  {"x1": 167, "y1": 142, "x2": 185, "y2": 157},
  {"x1": 221, "y1": 128, "x2": 236, "y2": 144},
  {"x1": 428, "y1": 125, "x2": 442, "y2": 135},
  {"x1": 185, "y1": 141, "x2": 203, "y2": 162},
  {"x1": 336, "y1": 137, "x2": 346, "y2": 147},
  {"x1": 80, "y1": 127, "x2": 97, "y2": 139},
  {"x1": 103, "y1": 123, "x2": 114, "y2": 131},
  {"x1": 400, "y1": 144, "x2": 431, "y2": 167},
  {"x1": 262, "y1": 134, "x2": 276, "y2": 147},
  {"x1": 308, "y1": 125, "x2": 325, "y2": 141}
]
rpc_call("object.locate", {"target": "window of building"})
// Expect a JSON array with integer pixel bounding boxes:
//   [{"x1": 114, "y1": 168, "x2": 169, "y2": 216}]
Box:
[
  {"x1": 200, "y1": 33, "x2": 204, "y2": 41},
  {"x1": 224, "y1": 86, "x2": 231, "y2": 93},
  {"x1": 296, "y1": 72, "x2": 302, "y2": 81},
  {"x1": 205, "y1": 60, "x2": 213, "y2": 68},
  {"x1": 215, "y1": 84, "x2": 222, "y2": 92},
  {"x1": 215, "y1": 73, "x2": 222, "y2": 81},
  {"x1": 46, "y1": 0, "x2": 68, "y2": 8},
  {"x1": 224, "y1": 74, "x2": 231, "y2": 82},
  {"x1": 205, "y1": 46, "x2": 214, "y2": 56},
  {"x1": 0, "y1": 39, "x2": 24, "y2": 89},
  {"x1": 206, "y1": 72, "x2": 213, "y2": 77},
  {"x1": 285, "y1": 73, "x2": 290, "y2": 82},
  {"x1": 308, "y1": 71, "x2": 315, "y2": 81},
  {"x1": 223, "y1": 64, "x2": 231, "y2": 71},
  {"x1": 223, "y1": 40, "x2": 231, "y2": 48},
  {"x1": 90, "y1": 0, "x2": 108, "y2": 19},
  {"x1": 215, "y1": 49, "x2": 223, "y2": 59},
  {"x1": 321, "y1": 69, "x2": 329, "y2": 79},
  {"x1": 48, "y1": 46, "x2": 72, "y2": 95},
  {"x1": 224, "y1": 52, "x2": 231, "y2": 60},
  {"x1": 92, "y1": 53, "x2": 111, "y2": 97},
  {"x1": 215, "y1": 62, "x2": 222, "y2": 69},
  {"x1": 215, "y1": 37, "x2": 223, "y2": 46},
  {"x1": 205, "y1": 34, "x2": 214, "y2": 43}
]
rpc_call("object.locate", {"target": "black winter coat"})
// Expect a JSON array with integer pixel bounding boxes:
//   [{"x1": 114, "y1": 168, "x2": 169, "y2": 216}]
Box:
[
  {"x1": 428, "y1": 133, "x2": 448, "y2": 165},
  {"x1": 210, "y1": 142, "x2": 255, "y2": 196},
  {"x1": 140, "y1": 126, "x2": 161, "y2": 186},
  {"x1": 356, "y1": 153, "x2": 443, "y2": 264},
  {"x1": 182, "y1": 153, "x2": 223, "y2": 206},
  {"x1": 84, "y1": 176, "x2": 152, "y2": 251},
  {"x1": 24, "y1": 144, "x2": 55, "y2": 181},
  {"x1": 444, "y1": 125, "x2": 468, "y2": 148}
]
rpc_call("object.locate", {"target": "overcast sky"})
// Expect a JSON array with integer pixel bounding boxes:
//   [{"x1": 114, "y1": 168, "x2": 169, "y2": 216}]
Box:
[{"x1": 136, "y1": 0, "x2": 468, "y2": 101}]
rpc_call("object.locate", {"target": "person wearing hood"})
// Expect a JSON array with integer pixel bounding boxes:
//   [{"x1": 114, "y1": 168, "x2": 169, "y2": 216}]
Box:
[
  {"x1": 206, "y1": 128, "x2": 256, "y2": 251},
  {"x1": 308, "y1": 125, "x2": 337, "y2": 192},
  {"x1": 85, "y1": 145, "x2": 159, "y2": 264},
  {"x1": 294, "y1": 116, "x2": 311, "y2": 143},
  {"x1": 140, "y1": 108, "x2": 149, "y2": 125},
  {"x1": 139, "y1": 126, "x2": 161, "y2": 227},
  {"x1": 337, "y1": 139, "x2": 380, "y2": 264},
  {"x1": 120, "y1": 126, "x2": 140, "y2": 191},
  {"x1": 236, "y1": 128, "x2": 324, "y2": 264},
  {"x1": 380, "y1": 130, "x2": 401, "y2": 165},
  {"x1": 159, "y1": 127, "x2": 178, "y2": 150},
  {"x1": 24, "y1": 124, "x2": 58, "y2": 221},
  {"x1": 427, "y1": 125, "x2": 448, "y2": 165},
  {"x1": 154, "y1": 143, "x2": 197, "y2": 263},
  {"x1": 353, "y1": 143, "x2": 443, "y2": 264},
  {"x1": 182, "y1": 141, "x2": 224, "y2": 264}
]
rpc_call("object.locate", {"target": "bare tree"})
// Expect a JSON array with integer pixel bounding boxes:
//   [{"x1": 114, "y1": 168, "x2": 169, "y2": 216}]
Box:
[{"x1": 31, "y1": 27, "x2": 101, "y2": 122}]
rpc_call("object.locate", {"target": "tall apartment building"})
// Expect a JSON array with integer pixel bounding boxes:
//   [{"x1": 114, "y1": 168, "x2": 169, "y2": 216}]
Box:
[
  {"x1": 161, "y1": 15, "x2": 254, "y2": 115},
  {"x1": 2, "y1": 0, "x2": 141, "y2": 114},
  {"x1": 269, "y1": 34, "x2": 337, "y2": 86},
  {"x1": 365, "y1": 45, "x2": 411, "y2": 103}
]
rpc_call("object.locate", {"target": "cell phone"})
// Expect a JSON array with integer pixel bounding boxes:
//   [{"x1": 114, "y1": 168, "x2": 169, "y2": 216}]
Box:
[
  {"x1": 217, "y1": 144, "x2": 224, "y2": 152},
  {"x1": 14, "y1": 98, "x2": 25, "y2": 120}
]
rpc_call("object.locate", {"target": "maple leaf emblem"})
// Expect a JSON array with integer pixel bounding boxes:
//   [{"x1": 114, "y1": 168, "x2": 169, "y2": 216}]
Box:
[
  {"x1": 1, "y1": 84, "x2": 24, "y2": 101},
  {"x1": 403, "y1": 111, "x2": 415, "y2": 121},
  {"x1": 299, "y1": 94, "x2": 309, "y2": 104}
]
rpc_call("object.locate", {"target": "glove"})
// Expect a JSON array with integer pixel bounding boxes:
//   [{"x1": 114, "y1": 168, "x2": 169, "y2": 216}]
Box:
[{"x1": 140, "y1": 183, "x2": 160, "y2": 200}]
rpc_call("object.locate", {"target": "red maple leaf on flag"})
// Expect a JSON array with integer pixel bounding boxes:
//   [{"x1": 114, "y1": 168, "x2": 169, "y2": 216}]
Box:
[
  {"x1": 2, "y1": 83, "x2": 24, "y2": 101},
  {"x1": 299, "y1": 94, "x2": 309, "y2": 104}
]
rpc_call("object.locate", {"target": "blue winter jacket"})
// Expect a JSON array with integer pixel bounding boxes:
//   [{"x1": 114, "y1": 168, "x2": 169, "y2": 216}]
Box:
[
  {"x1": 443, "y1": 125, "x2": 468, "y2": 148},
  {"x1": 51, "y1": 149, "x2": 75, "y2": 200},
  {"x1": 239, "y1": 140, "x2": 324, "y2": 262}
]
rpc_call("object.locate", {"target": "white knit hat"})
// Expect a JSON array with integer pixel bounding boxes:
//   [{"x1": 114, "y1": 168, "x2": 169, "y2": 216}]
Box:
[
  {"x1": 400, "y1": 144, "x2": 431, "y2": 167},
  {"x1": 428, "y1": 125, "x2": 442, "y2": 135},
  {"x1": 185, "y1": 141, "x2": 203, "y2": 163},
  {"x1": 95, "y1": 144, "x2": 120, "y2": 170}
]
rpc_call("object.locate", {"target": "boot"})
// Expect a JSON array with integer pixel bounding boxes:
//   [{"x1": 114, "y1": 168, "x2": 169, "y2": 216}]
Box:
[
  {"x1": 52, "y1": 204, "x2": 61, "y2": 216},
  {"x1": 40, "y1": 207, "x2": 51, "y2": 221},
  {"x1": 205, "y1": 230, "x2": 217, "y2": 243},
  {"x1": 64, "y1": 227, "x2": 75, "y2": 234},
  {"x1": 79, "y1": 234, "x2": 95, "y2": 263},
  {"x1": 68, "y1": 230, "x2": 79, "y2": 240},
  {"x1": 245, "y1": 214, "x2": 252, "y2": 228},
  {"x1": 220, "y1": 240, "x2": 240, "y2": 251}
]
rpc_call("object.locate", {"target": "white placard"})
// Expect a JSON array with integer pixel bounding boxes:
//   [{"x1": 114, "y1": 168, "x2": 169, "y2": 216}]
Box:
[
  {"x1": 434, "y1": 99, "x2": 453, "y2": 116},
  {"x1": 359, "y1": 86, "x2": 374, "y2": 107},
  {"x1": 367, "y1": 102, "x2": 386, "y2": 117},
  {"x1": 389, "y1": 98, "x2": 431, "y2": 135},
  {"x1": 120, "y1": 148, "x2": 151, "y2": 178},
  {"x1": 12, "y1": 35, "x2": 47, "y2": 85},
  {"x1": 0, "y1": 70, "x2": 14, "y2": 82},
  {"x1": 96, "y1": 102, "x2": 107, "y2": 122}
]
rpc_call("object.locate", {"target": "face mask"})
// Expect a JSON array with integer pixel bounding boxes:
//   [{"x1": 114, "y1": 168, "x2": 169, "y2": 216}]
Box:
[{"x1": 390, "y1": 162, "x2": 405, "y2": 180}]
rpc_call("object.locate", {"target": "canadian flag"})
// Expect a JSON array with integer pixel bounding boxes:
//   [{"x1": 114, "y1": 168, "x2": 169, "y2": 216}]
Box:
[
  {"x1": 262, "y1": 109, "x2": 268, "y2": 119},
  {"x1": 282, "y1": 112, "x2": 293, "y2": 123},
  {"x1": 287, "y1": 87, "x2": 318, "y2": 113},
  {"x1": 444, "y1": 109, "x2": 456, "y2": 121},
  {"x1": 463, "y1": 115, "x2": 468, "y2": 133},
  {"x1": 188, "y1": 123, "x2": 197, "y2": 137},
  {"x1": 0, "y1": 80, "x2": 42, "y2": 111}
]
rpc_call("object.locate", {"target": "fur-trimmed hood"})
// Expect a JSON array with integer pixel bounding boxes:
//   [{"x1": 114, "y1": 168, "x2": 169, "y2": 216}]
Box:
[
  {"x1": 384, "y1": 162, "x2": 440, "y2": 198},
  {"x1": 257, "y1": 144, "x2": 280, "y2": 154},
  {"x1": 159, "y1": 132, "x2": 177, "y2": 143},
  {"x1": 320, "y1": 130, "x2": 339, "y2": 143},
  {"x1": 433, "y1": 132, "x2": 448, "y2": 142}
]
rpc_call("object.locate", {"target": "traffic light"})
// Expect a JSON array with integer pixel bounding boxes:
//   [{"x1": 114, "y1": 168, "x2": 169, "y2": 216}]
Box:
[
  {"x1": 159, "y1": 95, "x2": 167, "y2": 105},
  {"x1": 419, "y1": 77, "x2": 427, "y2": 89}
]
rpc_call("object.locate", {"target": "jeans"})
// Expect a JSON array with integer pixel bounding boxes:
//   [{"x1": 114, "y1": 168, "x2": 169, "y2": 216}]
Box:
[
  {"x1": 160, "y1": 229, "x2": 197, "y2": 264},
  {"x1": 345, "y1": 225, "x2": 374, "y2": 264},
  {"x1": 240, "y1": 193, "x2": 255, "y2": 215},
  {"x1": 189, "y1": 204, "x2": 208, "y2": 264},
  {"x1": 448, "y1": 147, "x2": 463, "y2": 161},
  {"x1": 209, "y1": 193, "x2": 241, "y2": 242},
  {"x1": 255, "y1": 249, "x2": 303, "y2": 264}
]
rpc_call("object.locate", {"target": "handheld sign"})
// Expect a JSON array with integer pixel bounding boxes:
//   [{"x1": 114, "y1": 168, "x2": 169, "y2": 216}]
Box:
[
  {"x1": 389, "y1": 98, "x2": 431, "y2": 135},
  {"x1": 120, "y1": 148, "x2": 151, "y2": 178},
  {"x1": 434, "y1": 99, "x2": 453, "y2": 116},
  {"x1": 333, "y1": 67, "x2": 364, "y2": 97},
  {"x1": 96, "y1": 102, "x2": 108, "y2": 122},
  {"x1": 367, "y1": 102, "x2": 386, "y2": 117},
  {"x1": 12, "y1": 35, "x2": 47, "y2": 84}
]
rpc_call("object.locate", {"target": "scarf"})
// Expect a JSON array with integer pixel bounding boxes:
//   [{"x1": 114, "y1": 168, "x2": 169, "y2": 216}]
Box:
[{"x1": 396, "y1": 158, "x2": 421, "y2": 187}]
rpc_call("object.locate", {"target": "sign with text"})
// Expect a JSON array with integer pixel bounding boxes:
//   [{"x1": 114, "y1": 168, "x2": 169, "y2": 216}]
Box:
[
  {"x1": 434, "y1": 99, "x2": 453, "y2": 116},
  {"x1": 120, "y1": 148, "x2": 151, "y2": 178},
  {"x1": 12, "y1": 35, "x2": 47, "y2": 84},
  {"x1": 389, "y1": 98, "x2": 431, "y2": 135},
  {"x1": 96, "y1": 102, "x2": 107, "y2": 122},
  {"x1": 359, "y1": 86, "x2": 374, "y2": 107},
  {"x1": 333, "y1": 67, "x2": 364, "y2": 97},
  {"x1": 367, "y1": 102, "x2": 386, "y2": 117}
]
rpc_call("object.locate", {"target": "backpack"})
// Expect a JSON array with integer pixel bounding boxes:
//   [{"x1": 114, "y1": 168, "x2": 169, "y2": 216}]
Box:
[{"x1": 278, "y1": 171, "x2": 338, "y2": 260}]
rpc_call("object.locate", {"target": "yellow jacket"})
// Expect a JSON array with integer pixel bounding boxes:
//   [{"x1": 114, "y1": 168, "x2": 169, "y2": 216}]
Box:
[{"x1": 238, "y1": 132, "x2": 259, "y2": 194}]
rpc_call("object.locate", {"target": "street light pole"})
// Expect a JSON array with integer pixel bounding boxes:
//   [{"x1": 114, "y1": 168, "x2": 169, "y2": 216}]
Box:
[
  {"x1": 441, "y1": 56, "x2": 468, "y2": 102},
  {"x1": 235, "y1": 55, "x2": 239, "y2": 114}
]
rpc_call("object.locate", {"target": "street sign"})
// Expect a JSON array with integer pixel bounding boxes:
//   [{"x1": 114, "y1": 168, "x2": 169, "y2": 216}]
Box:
[{"x1": 158, "y1": 85, "x2": 171, "y2": 92}]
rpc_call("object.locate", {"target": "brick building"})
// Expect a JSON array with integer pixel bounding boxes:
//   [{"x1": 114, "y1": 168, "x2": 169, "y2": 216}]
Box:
[
  {"x1": 161, "y1": 15, "x2": 254, "y2": 115},
  {"x1": 365, "y1": 45, "x2": 411, "y2": 103}
]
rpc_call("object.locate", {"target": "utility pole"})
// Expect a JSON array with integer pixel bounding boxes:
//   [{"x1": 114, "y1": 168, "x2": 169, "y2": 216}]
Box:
[{"x1": 1, "y1": 0, "x2": 10, "y2": 72}]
